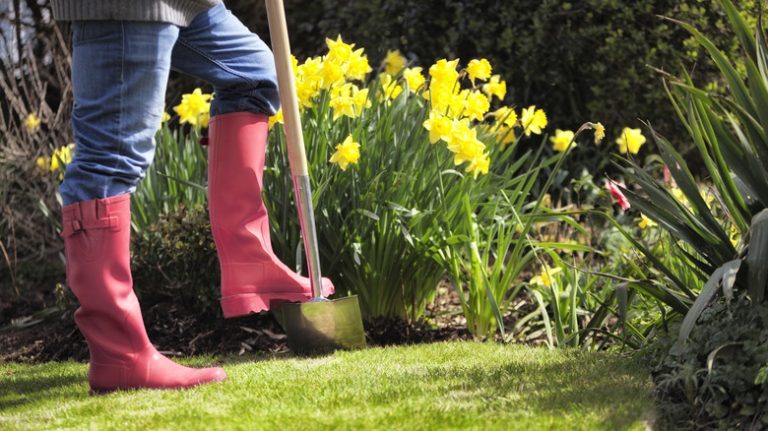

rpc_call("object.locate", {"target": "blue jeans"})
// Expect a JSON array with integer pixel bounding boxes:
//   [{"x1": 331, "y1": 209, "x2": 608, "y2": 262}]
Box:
[{"x1": 59, "y1": 3, "x2": 280, "y2": 205}]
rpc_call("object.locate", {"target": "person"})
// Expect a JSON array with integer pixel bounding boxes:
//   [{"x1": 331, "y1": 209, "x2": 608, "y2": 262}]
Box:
[{"x1": 51, "y1": 0, "x2": 335, "y2": 393}]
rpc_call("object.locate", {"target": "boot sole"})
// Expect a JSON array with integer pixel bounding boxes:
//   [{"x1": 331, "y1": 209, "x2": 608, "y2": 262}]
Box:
[{"x1": 221, "y1": 292, "x2": 312, "y2": 318}]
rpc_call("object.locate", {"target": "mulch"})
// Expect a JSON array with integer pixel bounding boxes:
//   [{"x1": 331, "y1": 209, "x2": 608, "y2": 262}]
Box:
[{"x1": 0, "y1": 286, "x2": 473, "y2": 363}]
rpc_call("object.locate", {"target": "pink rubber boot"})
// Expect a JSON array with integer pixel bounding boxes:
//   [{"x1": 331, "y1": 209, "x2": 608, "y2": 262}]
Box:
[
  {"x1": 207, "y1": 112, "x2": 334, "y2": 318},
  {"x1": 61, "y1": 194, "x2": 226, "y2": 393}
]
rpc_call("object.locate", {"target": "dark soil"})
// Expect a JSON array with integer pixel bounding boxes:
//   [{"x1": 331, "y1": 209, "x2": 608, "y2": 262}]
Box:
[{"x1": 0, "y1": 287, "x2": 473, "y2": 363}]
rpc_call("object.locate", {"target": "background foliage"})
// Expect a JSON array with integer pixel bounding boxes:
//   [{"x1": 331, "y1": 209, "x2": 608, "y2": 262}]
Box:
[{"x1": 229, "y1": 0, "x2": 757, "y2": 150}]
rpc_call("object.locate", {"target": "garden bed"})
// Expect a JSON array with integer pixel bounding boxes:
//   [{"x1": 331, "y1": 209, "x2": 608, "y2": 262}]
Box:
[{"x1": 0, "y1": 285, "x2": 480, "y2": 363}]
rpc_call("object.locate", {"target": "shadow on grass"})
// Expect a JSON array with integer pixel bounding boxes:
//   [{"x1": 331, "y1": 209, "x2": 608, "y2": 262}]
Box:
[
  {"x1": 367, "y1": 350, "x2": 651, "y2": 429},
  {"x1": 0, "y1": 364, "x2": 86, "y2": 411}
]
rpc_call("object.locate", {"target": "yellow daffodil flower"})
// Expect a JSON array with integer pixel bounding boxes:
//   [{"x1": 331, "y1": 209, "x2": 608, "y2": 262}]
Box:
[
  {"x1": 466, "y1": 153, "x2": 490, "y2": 178},
  {"x1": 161, "y1": 112, "x2": 171, "y2": 123},
  {"x1": 593, "y1": 122, "x2": 605, "y2": 144},
  {"x1": 482, "y1": 75, "x2": 506, "y2": 101},
  {"x1": 492, "y1": 107, "x2": 517, "y2": 128},
  {"x1": 403, "y1": 67, "x2": 426, "y2": 91},
  {"x1": 447, "y1": 120, "x2": 486, "y2": 165},
  {"x1": 325, "y1": 35, "x2": 354, "y2": 65},
  {"x1": 329, "y1": 135, "x2": 361, "y2": 171},
  {"x1": 382, "y1": 49, "x2": 407, "y2": 75},
  {"x1": 616, "y1": 127, "x2": 646, "y2": 154},
  {"x1": 670, "y1": 187, "x2": 686, "y2": 204},
  {"x1": 319, "y1": 60, "x2": 345, "y2": 89},
  {"x1": 36, "y1": 155, "x2": 50, "y2": 173},
  {"x1": 638, "y1": 213, "x2": 657, "y2": 229},
  {"x1": 25, "y1": 113, "x2": 41, "y2": 131},
  {"x1": 345, "y1": 48, "x2": 372, "y2": 81},
  {"x1": 464, "y1": 91, "x2": 490, "y2": 122},
  {"x1": 496, "y1": 126, "x2": 516, "y2": 146},
  {"x1": 448, "y1": 89, "x2": 469, "y2": 119},
  {"x1": 173, "y1": 88, "x2": 212, "y2": 127},
  {"x1": 550, "y1": 129, "x2": 575, "y2": 153},
  {"x1": 466, "y1": 58, "x2": 492, "y2": 85},
  {"x1": 729, "y1": 224, "x2": 740, "y2": 247},
  {"x1": 379, "y1": 73, "x2": 403, "y2": 102},
  {"x1": 50, "y1": 143, "x2": 75, "y2": 172},
  {"x1": 520, "y1": 105, "x2": 548, "y2": 136},
  {"x1": 429, "y1": 59, "x2": 460, "y2": 87},
  {"x1": 530, "y1": 265, "x2": 562, "y2": 287},
  {"x1": 268, "y1": 109, "x2": 284, "y2": 129},
  {"x1": 422, "y1": 111, "x2": 453, "y2": 144},
  {"x1": 353, "y1": 87, "x2": 371, "y2": 112}
]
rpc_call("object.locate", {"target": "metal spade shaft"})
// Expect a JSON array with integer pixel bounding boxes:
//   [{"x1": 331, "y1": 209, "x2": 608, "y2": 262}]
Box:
[{"x1": 265, "y1": 0, "x2": 323, "y2": 300}]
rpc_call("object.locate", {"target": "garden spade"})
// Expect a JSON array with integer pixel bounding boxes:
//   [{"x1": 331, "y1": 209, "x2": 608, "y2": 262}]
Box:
[{"x1": 265, "y1": 0, "x2": 366, "y2": 355}]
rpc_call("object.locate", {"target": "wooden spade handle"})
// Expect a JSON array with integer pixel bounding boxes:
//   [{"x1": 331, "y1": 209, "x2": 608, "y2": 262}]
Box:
[{"x1": 265, "y1": 0, "x2": 308, "y2": 177}]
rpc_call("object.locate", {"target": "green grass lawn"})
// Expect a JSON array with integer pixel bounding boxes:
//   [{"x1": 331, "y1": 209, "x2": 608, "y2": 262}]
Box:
[{"x1": 0, "y1": 342, "x2": 653, "y2": 430}]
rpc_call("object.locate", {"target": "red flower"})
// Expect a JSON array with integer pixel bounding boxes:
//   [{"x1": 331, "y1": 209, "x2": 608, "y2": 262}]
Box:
[{"x1": 605, "y1": 179, "x2": 630, "y2": 210}]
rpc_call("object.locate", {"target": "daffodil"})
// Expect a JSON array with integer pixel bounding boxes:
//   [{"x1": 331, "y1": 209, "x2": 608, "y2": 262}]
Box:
[
  {"x1": 729, "y1": 224, "x2": 740, "y2": 247},
  {"x1": 466, "y1": 153, "x2": 490, "y2": 178},
  {"x1": 492, "y1": 107, "x2": 517, "y2": 128},
  {"x1": 329, "y1": 83, "x2": 357, "y2": 121},
  {"x1": 295, "y1": 57, "x2": 324, "y2": 106},
  {"x1": 447, "y1": 120, "x2": 486, "y2": 165},
  {"x1": 550, "y1": 129, "x2": 575, "y2": 153},
  {"x1": 353, "y1": 87, "x2": 371, "y2": 112},
  {"x1": 670, "y1": 187, "x2": 687, "y2": 206},
  {"x1": 345, "y1": 48, "x2": 372, "y2": 81},
  {"x1": 379, "y1": 73, "x2": 403, "y2": 102},
  {"x1": 403, "y1": 67, "x2": 425, "y2": 91},
  {"x1": 496, "y1": 126, "x2": 516, "y2": 146},
  {"x1": 520, "y1": 105, "x2": 548, "y2": 136},
  {"x1": 466, "y1": 58, "x2": 492, "y2": 85},
  {"x1": 482, "y1": 75, "x2": 506, "y2": 101},
  {"x1": 161, "y1": 112, "x2": 171, "y2": 123},
  {"x1": 36, "y1": 155, "x2": 50, "y2": 173},
  {"x1": 325, "y1": 35, "x2": 354, "y2": 65},
  {"x1": 615, "y1": 127, "x2": 646, "y2": 154},
  {"x1": 173, "y1": 88, "x2": 212, "y2": 127},
  {"x1": 268, "y1": 109, "x2": 284, "y2": 129},
  {"x1": 448, "y1": 89, "x2": 469, "y2": 119},
  {"x1": 638, "y1": 213, "x2": 657, "y2": 229},
  {"x1": 329, "y1": 135, "x2": 361, "y2": 171},
  {"x1": 25, "y1": 113, "x2": 41, "y2": 131},
  {"x1": 296, "y1": 78, "x2": 321, "y2": 109},
  {"x1": 382, "y1": 49, "x2": 407, "y2": 75},
  {"x1": 701, "y1": 190, "x2": 717, "y2": 209},
  {"x1": 429, "y1": 59, "x2": 460, "y2": 87},
  {"x1": 319, "y1": 60, "x2": 345, "y2": 89},
  {"x1": 464, "y1": 91, "x2": 490, "y2": 122},
  {"x1": 593, "y1": 122, "x2": 605, "y2": 144},
  {"x1": 422, "y1": 111, "x2": 453, "y2": 144},
  {"x1": 50, "y1": 143, "x2": 75, "y2": 172},
  {"x1": 530, "y1": 265, "x2": 562, "y2": 287}
]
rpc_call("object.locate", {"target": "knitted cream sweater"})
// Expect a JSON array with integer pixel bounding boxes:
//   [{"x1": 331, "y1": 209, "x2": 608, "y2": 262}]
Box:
[{"x1": 50, "y1": 0, "x2": 222, "y2": 27}]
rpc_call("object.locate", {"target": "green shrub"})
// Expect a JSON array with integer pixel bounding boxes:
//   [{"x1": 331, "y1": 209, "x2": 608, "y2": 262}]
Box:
[
  {"x1": 130, "y1": 206, "x2": 221, "y2": 316},
  {"x1": 652, "y1": 291, "x2": 768, "y2": 429}
]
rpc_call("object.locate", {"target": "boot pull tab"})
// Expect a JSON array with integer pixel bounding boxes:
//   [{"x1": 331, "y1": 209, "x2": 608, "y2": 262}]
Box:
[{"x1": 60, "y1": 219, "x2": 83, "y2": 238}]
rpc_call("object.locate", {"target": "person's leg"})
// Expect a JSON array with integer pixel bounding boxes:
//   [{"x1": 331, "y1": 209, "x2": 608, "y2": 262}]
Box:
[
  {"x1": 60, "y1": 20, "x2": 225, "y2": 393},
  {"x1": 170, "y1": 3, "x2": 333, "y2": 318}
]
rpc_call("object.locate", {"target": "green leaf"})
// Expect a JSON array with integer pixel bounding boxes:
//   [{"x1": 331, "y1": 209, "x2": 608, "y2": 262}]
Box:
[
  {"x1": 676, "y1": 259, "x2": 741, "y2": 347},
  {"x1": 747, "y1": 209, "x2": 768, "y2": 302}
]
